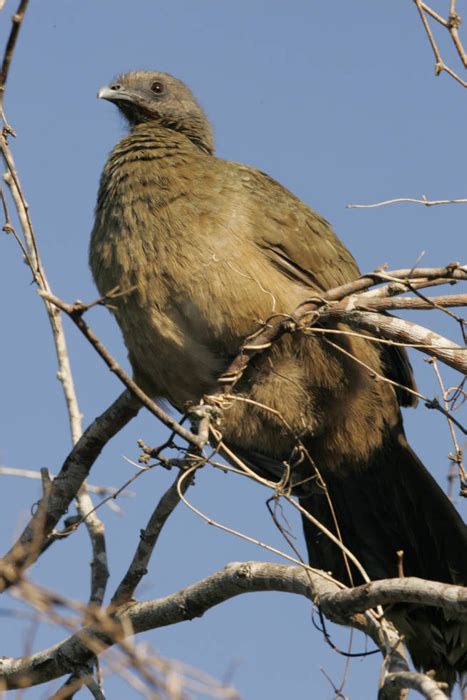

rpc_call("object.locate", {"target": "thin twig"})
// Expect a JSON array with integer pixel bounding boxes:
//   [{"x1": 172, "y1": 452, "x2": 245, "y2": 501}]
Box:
[
  {"x1": 321, "y1": 335, "x2": 466, "y2": 435},
  {"x1": 75, "y1": 489, "x2": 109, "y2": 608},
  {"x1": 428, "y1": 358, "x2": 466, "y2": 497},
  {"x1": 0, "y1": 0, "x2": 29, "y2": 124},
  {"x1": 176, "y1": 461, "x2": 365, "y2": 585},
  {"x1": 40, "y1": 290, "x2": 205, "y2": 450},
  {"x1": 0, "y1": 466, "x2": 134, "y2": 499},
  {"x1": 347, "y1": 196, "x2": 467, "y2": 209}
]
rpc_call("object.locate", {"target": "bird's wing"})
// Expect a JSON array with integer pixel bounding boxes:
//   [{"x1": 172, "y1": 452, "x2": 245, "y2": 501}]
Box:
[
  {"x1": 227, "y1": 162, "x2": 360, "y2": 291},
  {"x1": 224, "y1": 161, "x2": 416, "y2": 405}
]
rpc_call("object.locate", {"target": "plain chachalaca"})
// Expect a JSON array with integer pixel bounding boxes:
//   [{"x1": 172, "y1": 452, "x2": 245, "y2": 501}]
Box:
[{"x1": 90, "y1": 71, "x2": 467, "y2": 687}]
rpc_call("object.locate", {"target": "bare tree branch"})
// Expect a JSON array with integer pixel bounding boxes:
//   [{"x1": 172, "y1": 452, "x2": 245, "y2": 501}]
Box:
[
  {"x1": 318, "y1": 307, "x2": 466, "y2": 375},
  {"x1": 76, "y1": 489, "x2": 109, "y2": 608},
  {"x1": 111, "y1": 470, "x2": 193, "y2": 607},
  {"x1": 380, "y1": 671, "x2": 448, "y2": 700},
  {"x1": 317, "y1": 576, "x2": 467, "y2": 617},
  {"x1": 413, "y1": 0, "x2": 467, "y2": 88},
  {"x1": 0, "y1": 0, "x2": 115, "y2": 617},
  {"x1": 2, "y1": 563, "x2": 461, "y2": 698},
  {"x1": 0, "y1": 0, "x2": 29, "y2": 124},
  {"x1": 216, "y1": 266, "x2": 467, "y2": 392},
  {"x1": 0, "y1": 390, "x2": 140, "y2": 592},
  {"x1": 1, "y1": 168, "x2": 83, "y2": 442},
  {"x1": 350, "y1": 293, "x2": 466, "y2": 310},
  {"x1": 347, "y1": 196, "x2": 467, "y2": 209},
  {"x1": 0, "y1": 466, "x2": 134, "y2": 500}
]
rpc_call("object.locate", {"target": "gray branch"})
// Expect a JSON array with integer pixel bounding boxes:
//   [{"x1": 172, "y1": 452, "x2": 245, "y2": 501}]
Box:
[
  {"x1": 0, "y1": 390, "x2": 140, "y2": 592},
  {"x1": 1, "y1": 562, "x2": 461, "y2": 699}
]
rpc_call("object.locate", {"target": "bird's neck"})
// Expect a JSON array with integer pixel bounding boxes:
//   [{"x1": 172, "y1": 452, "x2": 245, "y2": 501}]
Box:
[
  {"x1": 131, "y1": 115, "x2": 214, "y2": 155},
  {"x1": 112, "y1": 122, "x2": 203, "y2": 164}
]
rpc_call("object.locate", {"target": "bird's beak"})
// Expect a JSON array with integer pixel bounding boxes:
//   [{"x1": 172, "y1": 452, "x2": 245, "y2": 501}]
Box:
[
  {"x1": 97, "y1": 84, "x2": 138, "y2": 108},
  {"x1": 97, "y1": 85, "x2": 118, "y2": 101}
]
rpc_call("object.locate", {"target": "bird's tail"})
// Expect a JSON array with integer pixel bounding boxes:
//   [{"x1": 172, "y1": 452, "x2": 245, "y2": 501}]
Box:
[{"x1": 299, "y1": 426, "x2": 467, "y2": 689}]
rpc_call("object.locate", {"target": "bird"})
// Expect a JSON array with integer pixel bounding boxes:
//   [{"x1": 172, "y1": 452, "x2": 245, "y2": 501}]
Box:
[{"x1": 90, "y1": 70, "x2": 467, "y2": 688}]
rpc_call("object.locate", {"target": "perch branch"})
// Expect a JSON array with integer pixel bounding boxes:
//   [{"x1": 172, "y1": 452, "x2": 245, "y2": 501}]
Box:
[
  {"x1": 2, "y1": 564, "x2": 462, "y2": 698},
  {"x1": 217, "y1": 266, "x2": 467, "y2": 391}
]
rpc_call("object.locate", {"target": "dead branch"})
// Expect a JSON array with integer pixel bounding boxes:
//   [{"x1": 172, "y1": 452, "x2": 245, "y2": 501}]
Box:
[
  {"x1": 350, "y1": 294, "x2": 466, "y2": 310},
  {"x1": 317, "y1": 576, "x2": 467, "y2": 618},
  {"x1": 317, "y1": 265, "x2": 467, "y2": 302},
  {"x1": 347, "y1": 196, "x2": 467, "y2": 209},
  {"x1": 0, "y1": 0, "x2": 29, "y2": 123},
  {"x1": 111, "y1": 470, "x2": 193, "y2": 607},
  {"x1": 2, "y1": 563, "x2": 462, "y2": 699},
  {"x1": 380, "y1": 671, "x2": 448, "y2": 700},
  {"x1": 0, "y1": 466, "x2": 134, "y2": 500},
  {"x1": 318, "y1": 307, "x2": 466, "y2": 375},
  {"x1": 413, "y1": 0, "x2": 467, "y2": 88},
  {"x1": 217, "y1": 265, "x2": 467, "y2": 391},
  {"x1": 76, "y1": 488, "x2": 109, "y2": 608},
  {"x1": 0, "y1": 0, "x2": 114, "y2": 616},
  {"x1": 2, "y1": 159, "x2": 83, "y2": 443},
  {"x1": 0, "y1": 390, "x2": 140, "y2": 592}
]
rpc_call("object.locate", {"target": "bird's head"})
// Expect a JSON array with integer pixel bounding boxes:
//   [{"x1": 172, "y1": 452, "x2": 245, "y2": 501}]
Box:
[{"x1": 98, "y1": 70, "x2": 214, "y2": 154}]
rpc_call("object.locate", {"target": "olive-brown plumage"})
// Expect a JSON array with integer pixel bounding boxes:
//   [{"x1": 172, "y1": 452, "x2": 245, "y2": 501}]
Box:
[{"x1": 90, "y1": 70, "x2": 467, "y2": 687}]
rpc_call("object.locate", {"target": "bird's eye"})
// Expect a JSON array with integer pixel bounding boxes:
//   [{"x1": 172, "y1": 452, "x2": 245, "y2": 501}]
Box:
[{"x1": 151, "y1": 81, "x2": 164, "y2": 94}]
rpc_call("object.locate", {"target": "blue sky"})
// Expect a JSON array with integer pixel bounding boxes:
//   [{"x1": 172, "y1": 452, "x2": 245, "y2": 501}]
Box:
[{"x1": 0, "y1": 2, "x2": 466, "y2": 698}]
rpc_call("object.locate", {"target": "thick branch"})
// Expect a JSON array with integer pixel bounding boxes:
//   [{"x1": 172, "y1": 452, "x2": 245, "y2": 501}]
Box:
[
  {"x1": 381, "y1": 672, "x2": 448, "y2": 700},
  {"x1": 320, "y1": 308, "x2": 467, "y2": 374},
  {"x1": 2, "y1": 563, "x2": 462, "y2": 693},
  {"x1": 218, "y1": 266, "x2": 467, "y2": 389},
  {"x1": 0, "y1": 390, "x2": 140, "y2": 592},
  {"x1": 0, "y1": 563, "x2": 365, "y2": 689},
  {"x1": 318, "y1": 576, "x2": 467, "y2": 617}
]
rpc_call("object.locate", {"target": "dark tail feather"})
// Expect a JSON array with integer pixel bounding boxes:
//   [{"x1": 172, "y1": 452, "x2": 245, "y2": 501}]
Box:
[{"x1": 300, "y1": 427, "x2": 467, "y2": 688}]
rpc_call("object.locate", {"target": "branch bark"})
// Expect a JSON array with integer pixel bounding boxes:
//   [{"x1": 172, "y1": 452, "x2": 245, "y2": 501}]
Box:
[
  {"x1": 217, "y1": 265, "x2": 467, "y2": 390},
  {"x1": 319, "y1": 306, "x2": 467, "y2": 374},
  {"x1": 111, "y1": 470, "x2": 193, "y2": 607},
  {"x1": 0, "y1": 390, "x2": 140, "y2": 592},
  {"x1": 2, "y1": 563, "x2": 460, "y2": 698}
]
